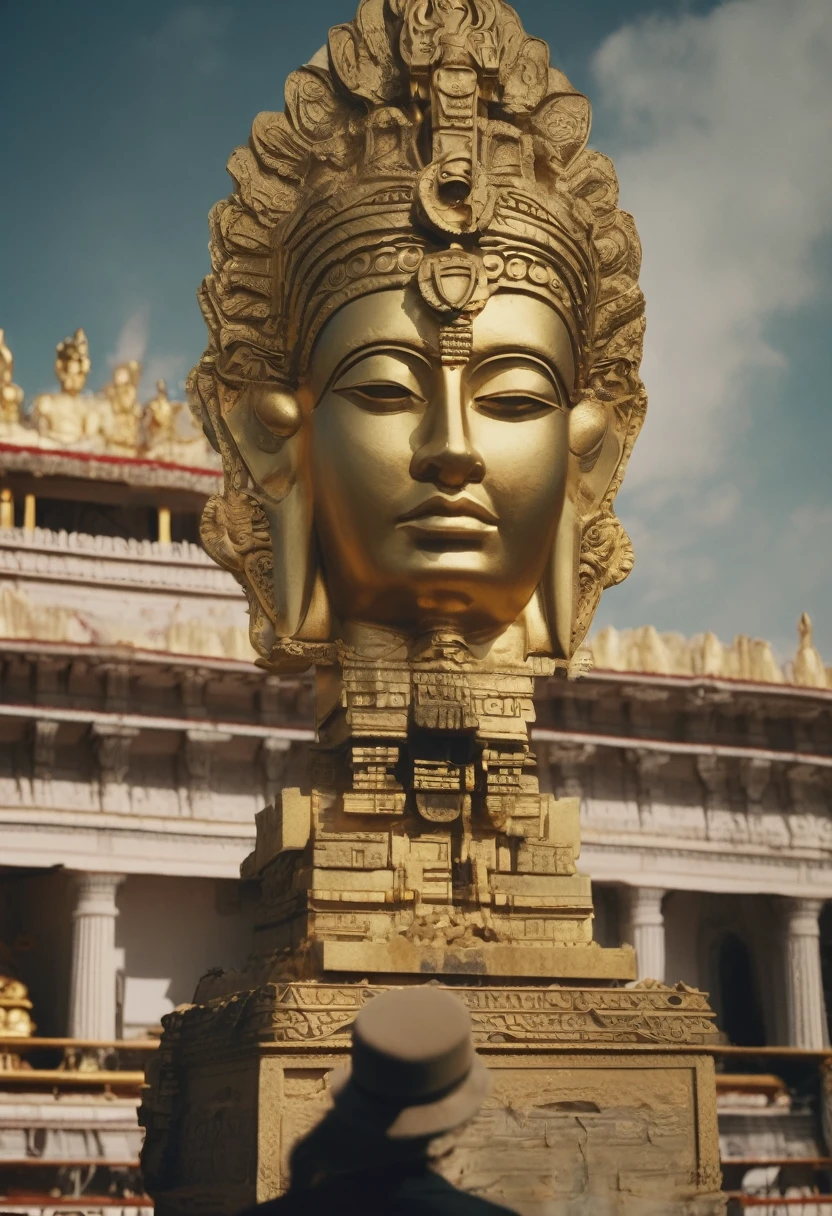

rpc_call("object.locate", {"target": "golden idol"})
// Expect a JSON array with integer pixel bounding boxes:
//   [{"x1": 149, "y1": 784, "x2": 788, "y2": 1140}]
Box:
[
  {"x1": 141, "y1": 5, "x2": 723, "y2": 1214},
  {"x1": 180, "y1": 0, "x2": 650, "y2": 979}
]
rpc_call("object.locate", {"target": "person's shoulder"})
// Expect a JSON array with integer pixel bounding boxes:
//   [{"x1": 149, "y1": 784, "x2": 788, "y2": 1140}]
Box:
[
  {"x1": 237, "y1": 1195, "x2": 305, "y2": 1216},
  {"x1": 399, "y1": 1171, "x2": 518, "y2": 1215}
]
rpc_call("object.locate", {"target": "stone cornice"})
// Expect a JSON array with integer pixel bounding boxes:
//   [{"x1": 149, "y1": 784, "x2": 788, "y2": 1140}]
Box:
[
  {"x1": 0, "y1": 526, "x2": 239, "y2": 597},
  {"x1": 0, "y1": 805, "x2": 256, "y2": 837},
  {"x1": 0, "y1": 442, "x2": 222, "y2": 495},
  {"x1": 582, "y1": 837, "x2": 832, "y2": 899},
  {"x1": 0, "y1": 702, "x2": 314, "y2": 741},
  {"x1": 0, "y1": 813, "x2": 253, "y2": 878},
  {"x1": 534, "y1": 727, "x2": 832, "y2": 770},
  {"x1": 0, "y1": 637, "x2": 261, "y2": 674},
  {"x1": 558, "y1": 668, "x2": 832, "y2": 706},
  {"x1": 581, "y1": 826, "x2": 832, "y2": 864}
]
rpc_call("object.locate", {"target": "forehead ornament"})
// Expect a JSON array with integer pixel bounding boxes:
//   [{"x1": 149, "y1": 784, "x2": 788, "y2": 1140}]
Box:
[{"x1": 417, "y1": 247, "x2": 491, "y2": 365}]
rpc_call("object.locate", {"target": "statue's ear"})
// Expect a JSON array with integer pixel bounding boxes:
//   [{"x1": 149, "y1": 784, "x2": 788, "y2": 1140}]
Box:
[
  {"x1": 222, "y1": 383, "x2": 302, "y2": 503},
  {"x1": 222, "y1": 382, "x2": 319, "y2": 639},
  {"x1": 541, "y1": 394, "x2": 626, "y2": 659}
]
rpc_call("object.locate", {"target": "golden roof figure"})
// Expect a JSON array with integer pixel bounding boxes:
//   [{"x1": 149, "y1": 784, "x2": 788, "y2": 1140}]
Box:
[
  {"x1": 32, "y1": 329, "x2": 103, "y2": 448},
  {"x1": 8, "y1": 331, "x2": 218, "y2": 466},
  {"x1": 55, "y1": 327, "x2": 91, "y2": 396},
  {"x1": 795, "y1": 611, "x2": 828, "y2": 689},
  {"x1": 0, "y1": 329, "x2": 25, "y2": 429},
  {"x1": 145, "y1": 377, "x2": 175, "y2": 446},
  {"x1": 190, "y1": 0, "x2": 646, "y2": 669},
  {"x1": 104, "y1": 359, "x2": 142, "y2": 454}
]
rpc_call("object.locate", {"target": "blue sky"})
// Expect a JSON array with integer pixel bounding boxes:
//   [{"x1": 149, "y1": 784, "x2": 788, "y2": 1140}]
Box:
[{"x1": 3, "y1": 0, "x2": 831, "y2": 659}]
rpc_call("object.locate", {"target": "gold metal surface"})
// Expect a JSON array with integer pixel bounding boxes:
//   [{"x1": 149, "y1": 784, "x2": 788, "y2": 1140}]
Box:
[
  {"x1": 0, "y1": 975, "x2": 34, "y2": 1039},
  {"x1": 0, "y1": 330, "x2": 24, "y2": 428},
  {"x1": 0, "y1": 488, "x2": 13, "y2": 529},
  {"x1": 55, "y1": 328, "x2": 91, "y2": 396},
  {"x1": 157, "y1": 505, "x2": 172, "y2": 546},
  {"x1": 105, "y1": 359, "x2": 142, "y2": 454}
]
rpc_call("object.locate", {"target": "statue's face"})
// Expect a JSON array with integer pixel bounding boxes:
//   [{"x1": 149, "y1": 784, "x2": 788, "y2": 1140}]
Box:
[
  {"x1": 61, "y1": 358, "x2": 87, "y2": 395},
  {"x1": 304, "y1": 289, "x2": 574, "y2": 638}
]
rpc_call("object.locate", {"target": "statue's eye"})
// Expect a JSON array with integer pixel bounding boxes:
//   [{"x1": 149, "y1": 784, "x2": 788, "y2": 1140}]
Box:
[
  {"x1": 473, "y1": 360, "x2": 563, "y2": 420},
  {"x1": 346, "y1": 382, "x2": 419, "y2": 410},
  {"x1": 332, "y1": 354, "x2": 426, "y2": 412},
  {"x1": 475, "y1": 392, "x2": 553, "y2": 419}
]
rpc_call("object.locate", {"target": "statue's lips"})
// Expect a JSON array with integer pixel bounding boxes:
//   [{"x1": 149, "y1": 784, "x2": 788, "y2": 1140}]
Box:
[{"x1": 397, "y1": 495, "x2": 498, "y2": 535}]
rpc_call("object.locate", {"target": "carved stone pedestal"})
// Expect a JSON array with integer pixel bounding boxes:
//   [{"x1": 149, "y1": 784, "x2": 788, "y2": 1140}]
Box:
[{"x1": 141, "y1": 981, "x2": 724, "y2": 1216}]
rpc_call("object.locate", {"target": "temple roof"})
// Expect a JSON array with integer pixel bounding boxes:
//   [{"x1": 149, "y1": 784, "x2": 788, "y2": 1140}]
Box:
[{"x1": 583, "y1": 615, "x2": 831, "y2": 692}]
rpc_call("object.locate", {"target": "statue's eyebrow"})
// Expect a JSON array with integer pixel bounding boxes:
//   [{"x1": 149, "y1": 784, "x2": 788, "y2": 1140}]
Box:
[{"x1": 338, "y1": 341, "x2": 432, "y2": 366}]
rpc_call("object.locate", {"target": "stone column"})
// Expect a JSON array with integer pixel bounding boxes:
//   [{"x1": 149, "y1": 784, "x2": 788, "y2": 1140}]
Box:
[
  {"x1": 68, "y1": 872, "x2": 125, "y2": 1040},
  {"x1": 781, "y1": 897, "x2": 827, "y2": 1049},
  {"x1": 623, "y1": 886, "x2": 667, "y2": 983}
]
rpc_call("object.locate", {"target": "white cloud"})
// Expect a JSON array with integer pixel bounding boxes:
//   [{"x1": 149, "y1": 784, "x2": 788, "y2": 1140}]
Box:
[
  {"x1": 106, "y1": 307, "x2": 186, "y2": 400},
  {"x1": 108, "y1": 306, "x2": 150, "y2": 371},
  {"x1": 589, "y1": 0, "x2": 832, "y2": 655},
  {"x1": 593, "y1": 0, "x2": 832, "y2": 494},
  {"x1": 138, "y1": 6, "x2": 231, "y2": 78}
]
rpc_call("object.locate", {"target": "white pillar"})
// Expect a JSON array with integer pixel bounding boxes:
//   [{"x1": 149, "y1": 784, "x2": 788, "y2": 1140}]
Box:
[
  {"x1": 624, "y1": 886, "x2": 666, "y2": 983},
  {"x1": 68, "y1": 872, "x2": 125, "y2": 1040},
  {"x1": 782, "y1": 897, "x2": 827, "y2": 1049}
]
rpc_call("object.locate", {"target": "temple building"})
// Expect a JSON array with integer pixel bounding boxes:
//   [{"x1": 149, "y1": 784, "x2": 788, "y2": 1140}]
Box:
[
  {"x1": 1, "y1": 328, "x2": 831, "y2": 1055},
  {"x1": 0, "y1": 325, "x2": 827, "y2": 1065}
]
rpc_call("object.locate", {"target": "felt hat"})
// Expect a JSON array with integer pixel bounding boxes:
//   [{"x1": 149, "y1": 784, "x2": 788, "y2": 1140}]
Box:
[{"x1": 330, "y1": 987, "x2": 491, "y2": 1140}]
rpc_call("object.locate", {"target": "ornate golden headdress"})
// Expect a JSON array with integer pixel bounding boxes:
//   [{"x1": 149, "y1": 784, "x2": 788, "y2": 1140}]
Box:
[{"x1": 190, "y1": 0, "x2": 646, "y2": 666}]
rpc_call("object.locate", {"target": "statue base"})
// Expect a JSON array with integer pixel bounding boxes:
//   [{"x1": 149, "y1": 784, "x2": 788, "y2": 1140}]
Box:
[{"x1": 141, "y1": 980, "x2": 725, "y2": 1216}]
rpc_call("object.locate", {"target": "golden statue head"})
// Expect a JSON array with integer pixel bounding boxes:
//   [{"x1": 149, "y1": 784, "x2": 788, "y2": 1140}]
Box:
[
  {"x1": 107, "y1": 360, "x2": 141, "y2": 413},
  {"x1": 190, "y1": 0, "x2": 646, "y2": 669},
  {"x1": 55, "y1": 329, "x2": 91, "y2": 397}
]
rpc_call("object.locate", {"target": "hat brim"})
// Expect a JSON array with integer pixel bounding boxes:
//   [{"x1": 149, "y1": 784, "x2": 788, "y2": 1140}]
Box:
[{"x1": 330, "y1": 1056, "x2": 491, "y2": 1141}]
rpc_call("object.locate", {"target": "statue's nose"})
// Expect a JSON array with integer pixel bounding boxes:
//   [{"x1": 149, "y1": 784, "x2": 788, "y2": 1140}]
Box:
[{"x1": 409, "y1": 367, "x2": 485, "y2": 489}]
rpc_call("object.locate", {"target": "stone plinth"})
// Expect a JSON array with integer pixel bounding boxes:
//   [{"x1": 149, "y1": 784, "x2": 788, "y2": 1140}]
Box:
[{"x1": 140, "y1": 981, "x2": 723, "y2": 1216}]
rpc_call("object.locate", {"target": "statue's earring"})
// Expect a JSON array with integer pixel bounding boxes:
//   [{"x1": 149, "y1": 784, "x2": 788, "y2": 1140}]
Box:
[
  {"x1": 248, "y1": 386, "x2": 302, "y2": 446},
  {"x1": 568, "y1": 398, "x2": 608, "y2": 467}
]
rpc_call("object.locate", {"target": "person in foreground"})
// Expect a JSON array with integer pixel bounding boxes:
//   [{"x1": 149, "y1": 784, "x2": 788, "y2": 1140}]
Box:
[{"x1": 244, "y1": 987, "x2": 516, "y2": 1215}]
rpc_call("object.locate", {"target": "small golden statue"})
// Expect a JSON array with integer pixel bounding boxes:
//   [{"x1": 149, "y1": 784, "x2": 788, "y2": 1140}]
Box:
[
  {"x1": 32, "y1": 328, "x2": 104, "y2": 448},
  {"x1": 142, "y1": 4, "x2": 722, "y2": 1210},
  {"x1": 144, "y1": 378, "x2": 175, "y2": 452},
  {"x1": 795, "y1": 611, "x2": 829, "y2": 689},
  {"x1": 0, "y1": 329, "x2": 25, "y2": 430},
  {"x1": 55, "y1": 327, "x2": 91, "y2": 396},
  {"x1": 104, "y1": 359, "x2": 142, "y2": 453},
  {"x1": 0, "y1": 939, "x2": 35, "y2": 1066},
  {"x1": 141, "y1": 377, "x2": 211, "y2": 464}
]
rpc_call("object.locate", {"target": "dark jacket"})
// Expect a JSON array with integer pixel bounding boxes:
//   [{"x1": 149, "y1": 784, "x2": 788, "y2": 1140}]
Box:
[{"x1": 242, "y1": 1164, "x2": 517, "y2": 1215}]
